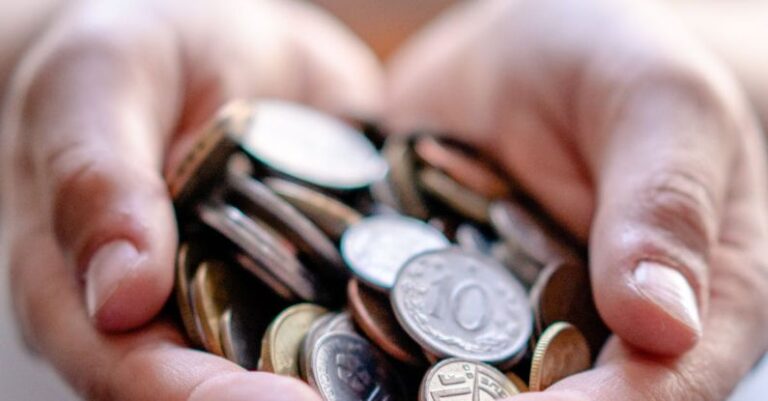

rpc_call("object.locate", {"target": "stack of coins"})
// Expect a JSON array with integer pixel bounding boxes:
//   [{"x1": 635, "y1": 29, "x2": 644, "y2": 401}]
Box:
[{"x1": 167, "y1": 99, "x2": 611, "y2": 400}]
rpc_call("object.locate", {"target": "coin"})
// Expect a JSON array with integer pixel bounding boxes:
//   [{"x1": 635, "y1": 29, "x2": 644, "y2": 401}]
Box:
[
  {"x1": 529, "y1": 261, "x2": 609, "y2": 355},
  {"x1": 166, "y1": 100, "x2": 251, "y2": 205},
  {"x1": 299, "y1": 312, "x2": 356, "y2": 381},
  {"x1": 341, "y1": 215, "x2": 449, "y2": 291},
  {"x1": 418, "y1": 167, "x2": 491, "y2": 223},
  {"x1": 264, "y1": 177, "x2": 362, "y2": 240},
  {"x1": 225, "y1": 171, "x2": 347, "y2": 279},
  {"x1": 414, "y1": 136, "x2": 511, "y2": 200},
  {"x1": 505, "y1": 372, "x2": 529, "y2": 393},
  {"x1": 382, "y1": 135, "x2": 429, "y2": 219},
  {"x1": 455, "y1": 224, "x2": 492, "y2": 255},
  {"x1": 260, "y1": 303, "x2": 328, "y2": 378},
  {"x1": 392, "y1": 248, "x2": 532, "y2": 364},
  {"x1": 197, "y1": 201, "x2": 324, "y2": 302},
  {"x1": 490, "y1": 241, "x2": 543, "y2": 288},
  {"x1": 529, "y1": 322, "x2": 591, "y2": 392},
  {"x1": 419, "y1": 358, "x2": 521, "y2": 401},
  {"x1": 347, "y1": 279, "x2": 424, "y2": 366},
  {"x1": 190, "y1": 260, "x2": 241, "y2": 356},
  {"x1": 489, "y1": 200, "x2": 581, "y2": 266},
  {"x1": 175, "y1": 242, "x2": 205, "y2": 348},
  {"x1": 308, "y1": 333, "x2": 406, "y2": 401},
  {"x1": 240, "y1": 100, "x2": 388, "y2": 190}
]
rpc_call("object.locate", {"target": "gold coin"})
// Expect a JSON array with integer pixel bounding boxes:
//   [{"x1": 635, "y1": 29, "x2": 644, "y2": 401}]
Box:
[
  {"x1": 260, "y1": 303, "x2": 328, "y2": 378},
  {"x1": 264, "y1": 177, "x2": 362, "y2": 240},
  {"x1": 175, "y1": 242, "x2": 204, "y2": 348},
  {"x1": 418, "y1": 167, "x2": 491, "y2": 223},
  {"x1": 529, "y1": 322, "x2": 591, "y2": 392},
  {"x1": 505, "y1": 372, "x2": 529, "y2": 393},
  {"x1": 420, "y1": 358, "x2": 521, "y2": 401},
  {"x1": 191, "y1": 260, "x2": 236, "y2": 356}
]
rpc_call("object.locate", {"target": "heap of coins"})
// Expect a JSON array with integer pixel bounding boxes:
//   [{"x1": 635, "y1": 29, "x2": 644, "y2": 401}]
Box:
[{"x1": 167, "y1": 99, "x2": 611, "y2": 400}]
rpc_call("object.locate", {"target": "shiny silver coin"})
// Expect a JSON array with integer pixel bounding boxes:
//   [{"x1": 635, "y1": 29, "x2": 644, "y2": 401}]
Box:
[
  {"x1": 197, "y1": 201, "x2": 323, "y2": 303},
  {"x1": 341, "y1": 215, "x2": 450, "y2": 291},
  {"x1": 308, "y1": 333, "x2": 405, "y2": 401},
  {"x1": 391, "y1": 247, "x2": 532, "y2": 364},
  {"x1": 240, "y1": 100, "x2": 388, "y2": 190},
  {"x1": 299, "y1": 312, "x2": 356, "y2": 381}
]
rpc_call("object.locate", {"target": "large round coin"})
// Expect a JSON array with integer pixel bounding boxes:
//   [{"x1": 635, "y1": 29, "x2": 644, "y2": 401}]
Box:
[
  {"x1": 392, "y1": 248, "x2": 532, "y2": 364},
  {"x1": 240, "y1": 100, "x2": 388, "y2": 190},
  {"x1": 308, "y1": 333, "x2": 405, "y2": 401},
  {"x1": 341, "y1": 215, "x2": 449, "y2": 291},
  {"x1": 419, "y1": 358, "x2": 522, "y2": 401}
]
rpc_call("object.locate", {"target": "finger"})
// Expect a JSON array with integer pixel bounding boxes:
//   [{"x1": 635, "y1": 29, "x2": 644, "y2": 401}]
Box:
[{"x1": 5, "y1": 198, "x2": 320, "y2": 401}]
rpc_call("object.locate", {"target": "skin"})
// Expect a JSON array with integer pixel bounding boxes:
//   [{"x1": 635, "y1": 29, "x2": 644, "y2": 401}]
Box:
[{"x1": 0, "y1": 1, "x2": 766, "y2": 401}]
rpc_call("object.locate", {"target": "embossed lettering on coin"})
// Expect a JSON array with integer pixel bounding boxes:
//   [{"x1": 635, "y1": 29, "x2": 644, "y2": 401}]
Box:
[
  {"x1": 392, "y1": 248, "x2": 532, "y2": 363},
  {"x1": 419, "y1": 358, "x2": 521, "y2": 401}
]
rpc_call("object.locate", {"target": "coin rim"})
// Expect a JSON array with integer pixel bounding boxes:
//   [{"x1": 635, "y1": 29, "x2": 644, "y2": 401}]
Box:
[{"x1": 528, "y1": 321, "x2": 591, "y2": 392}]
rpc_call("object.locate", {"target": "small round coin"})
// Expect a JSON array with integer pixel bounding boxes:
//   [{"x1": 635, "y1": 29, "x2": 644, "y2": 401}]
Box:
[
  {"x1": 260, "y1": 303, "x2": 328, "y2": 378},
  {"x1": 191, "y1": 260, "x2": 239, "y2": 356},
  {"x1": 392, "y1": 248, "x2": 532, "y2": 364},
  {"x1": 418, "y1": 167, "x2": 491, "y2": 223},
  {"x1": 529, "y1": 322, "x2": 591, "y2": 392},
  {"x1": 175, "y1": 242, "x2": 205, "y2": 348},
  {"x1": 382, "y1": 135, "x2": 429, "y2": 219},
  {"x1": 341, "y1": 215, "x2": 449, "y2": 291},
  {"x1": 308, "y1": 333, "x2": 405, "y2": 401},
  {"x1": 420, "y1": 358, "x2": 521, "y2": 401},
  {"x1": 347, "y1": 279, "x2": 424, "y2": 366},
  {"x1": 240, "y1": 100, "x2": 388, "y2": 190}
]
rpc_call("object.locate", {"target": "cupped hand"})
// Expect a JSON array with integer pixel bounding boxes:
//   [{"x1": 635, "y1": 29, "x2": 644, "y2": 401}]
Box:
[
  {"x1": 0, "y1": 0, "x2": 381, "y2": 399},
  {"x1": 387, "y1": 0, "x2": 768, "y2": 399}
]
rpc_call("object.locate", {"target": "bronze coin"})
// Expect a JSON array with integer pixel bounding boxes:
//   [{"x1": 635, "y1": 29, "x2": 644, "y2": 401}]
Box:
[
  {"x1": 414, "y1": 136, "x2": 511, "y2": 200},
  {"x1": 264, "y1": 177, "x2": 362, "y2": 241},
  {"x1": 175, "y1": 242, "x2": 204, "y2": 348},
  {"x1": 225, "y1": 171, "x2": 347, "y2": 279},
  {"x1": 166, "y1": 100, "x2": 251, "y2": 206},
  {"x1": 190, "y1": 260, "x2": 239, "y2": 356},
  {"x1": 505, "y1": 372, "x2": 529, "y2": 393},
  {"x1": 529, "y1": 261, "x2": 610, "y2": 356},
  {"x1": 529, "y1": 322, "x2": 591, "y2": 392},
  {"x1": 382, "y1": 135, "x2": 429, "y2": 219},
  {"x1": 347, "y1": 279, "x2": 424, "y2": 366},
  {"x1": 418, "y1": 167, "x2": 491, "y2": 223}
]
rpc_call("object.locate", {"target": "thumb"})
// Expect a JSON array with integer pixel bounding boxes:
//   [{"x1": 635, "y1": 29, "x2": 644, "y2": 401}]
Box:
[
  {"x1": 588, "y1": 73, "x2": 741, "y2": 355},
  {"x1": 14, "y1": 20, "x2": 182, "y2": 331}
]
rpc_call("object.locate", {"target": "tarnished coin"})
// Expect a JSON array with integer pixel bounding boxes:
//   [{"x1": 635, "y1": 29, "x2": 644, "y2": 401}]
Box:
[
  {"x1": 175, "y1": 242, "x2": 205, "y2": 348},
  {"x1": 347, "y1": 279, "x2": 424, "y2": 366},
  {"x1": 260, "y1": 303, "x2": 328, "y2": 378},
  {"x1": 308, "y1": 333, "x2": 406, "y2": 401},
  {"x1": 166, "y1": 100, "x2": 251, "y2": 205},
  {"x1": 419, "y1": 358, "x2": 521, "y2": 401},
  {"x1": 529, "y1": 322, "x2": 591, "y2": 392},
  {"x1": 392, "y1": 248, "x2": 532, "y2": 364},
  {"x1": 414, "y1": 136, "x2": 511, "y2": 200},
  {"x1": 382, "y1": 135, "x2": 429, "y2": 219},
  {"x1": 418, "y1": 167, "x2": 491, "y2": 223},
  {"x1": 225, "y1": 171, "x2": 347, "y2": 278},
  {"x1": 265, "y1": 177, "x2": 362, "y2": 240},
  {"x1": 191, "y1": 260, "x2": 242, "y2": 356},
  {"x1": 529, "y1": 262, "x2": 609, "y2": 355},
  {"x1": 341, "y1": 215, "x2": 449, "y2": 291},
  {"x1": 197, "y1": 201, "x2": 323, "y2": 303},
  {"x1": 489, "y1": 200, "x2": 581, "y2": 266},
  {"x1": 240, "y1": 100, "x2": 388, "y2": 190}
]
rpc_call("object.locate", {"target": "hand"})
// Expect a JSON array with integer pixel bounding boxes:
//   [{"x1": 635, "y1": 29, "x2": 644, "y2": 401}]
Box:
[
  {"x1": 386, "y1": 0, "x2": 768, "y2": 399},
  {"x1": 0, "y1": 0, "x2": 381, "y2": 399}
]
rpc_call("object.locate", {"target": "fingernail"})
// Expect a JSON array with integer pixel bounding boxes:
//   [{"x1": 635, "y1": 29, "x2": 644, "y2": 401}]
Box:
[
  {"x1": 633, "y1": 261, "x2": 702, "y2": 335},
  {"x1": 85, "y1": 240, "x2": 141, "y2": 319}
]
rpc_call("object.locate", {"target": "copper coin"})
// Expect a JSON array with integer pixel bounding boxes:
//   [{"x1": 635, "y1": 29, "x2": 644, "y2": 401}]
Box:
[
  {"x1": 166, "y1": 100, "x2": 251, "y2": 205},
  {"x1": 529, "y1": 322, "x2": 591, "y2": 391},
  {"x1": 347, "y1": 279, "x2": 424, "y2": 366},
  {"x1": 529, "y1": 261, "x2": 610, "y2": 355},
  {"x1": 225, "y1": 171, "x2": 346, "y2": 279},
  {"x1": 414, "y1": 136, "x2": 511, "y2": 200},
  {"x1": 382, "y1": 135, "x2": 429, "y2": 219},
  {"x1": 240, "y1": 100, "x2": 387, "y2": 190},
  {"x1": 264, "y1": 177, "x2": 362, "y2": 240},
  {"x1": 419, "y1": 358, "x2": 521, "y2": 401}
]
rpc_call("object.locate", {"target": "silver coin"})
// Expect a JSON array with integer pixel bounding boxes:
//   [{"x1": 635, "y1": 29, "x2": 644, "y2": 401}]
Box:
[
  {"x1": 308, "y1": 333, "x2": 405, "y2": 401},
  {"x1": 391, "y1": 247, "x2": 532, "y2": 364},
  {"x1": 419, "y1": 358, "x2": 522, "y2": 401},
  {"x1": 341, "y1": 215, "x2": 449, "y2": 291},
  {"x1": 240, "y1": 100, "x2": 388, "y2": 190}
]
